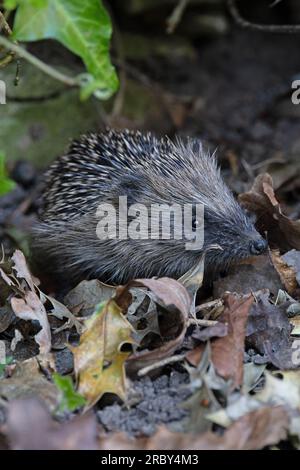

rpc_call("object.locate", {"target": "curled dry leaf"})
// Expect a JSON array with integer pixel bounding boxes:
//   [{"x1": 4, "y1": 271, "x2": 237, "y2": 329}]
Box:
[
  {"x1": 1, "y1": 250, "x2": 52, "y2": 354},
  {"x1": 64, "y1": 279, "x2": 116, "y2": 317},
  {"x1": 0, "y1": 305, "x2": 14, "y2": 333},
  {"x1": 179, "y1": 245, "x2": 221, "y2": 314},
  {"x1": 11, "y1": 291, "x2": 51, "y2": 355},
  {"x1": 6, "y1": 398, "x2": 98, "y2": 450},
  {"x1": 256, "y1": 370, "x2": 300, "y2": 410},
  {"x1": 211, "y1": 293, "x2": 254, "y2": 389},
  {"x1": 192, "y1": 322, "x2": 228, "y2": 343},
  {"x1": 239, "y1": 173, "x2": 300, "y2": 252},
  {"x1": 282, "y1": 250, "x2": 300, "y2": 287},
  {"x1": 0, "y1": 358, "x2": 59, "y2": 411},
  {"x1": 117, "y1": 278, "x2": 191, "y2": 374},
  {"x1": 246, "y1": 291, "x2": 294, "y2": 369},
  {"x1": 44, "y1": 293, "x2": 83, "y2": 334},
  {"x1": 11, "y1": 250, "x2": 39, "y2": 292},
  {"x1": 214, "y1": 254, "x2": 283, "y2": 297},
  {"x1": 271, "y1": 250, "x2": 298, "y2": 295}
]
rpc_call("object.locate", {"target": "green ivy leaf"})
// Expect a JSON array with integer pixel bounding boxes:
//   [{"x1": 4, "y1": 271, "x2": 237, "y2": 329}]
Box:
[
  {"x1": 0, "y1": 357, "x2": 13, "y2": 378},
  {"x1": 53, "y1": 373, "x2": 86, "y2": 413},
  {"x1": 4, "y1": 0, "x2": 47, "y2": 9},
  {"x1": 11, "y1": 0, "x2": 118, "y2": 99},
  {"x1": 0, "y1": 152, "x2": 16, "y2": 196}
]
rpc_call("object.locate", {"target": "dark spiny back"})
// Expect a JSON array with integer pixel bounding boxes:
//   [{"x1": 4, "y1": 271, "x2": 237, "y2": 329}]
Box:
[{"x1": 33, "y1": 129, "x2": 266, "y2": 285}]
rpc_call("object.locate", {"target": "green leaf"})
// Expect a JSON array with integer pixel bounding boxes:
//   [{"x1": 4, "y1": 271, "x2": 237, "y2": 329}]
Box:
[
  {"x1": 12, "y1": 0, "x2": 118, "y2": 99},
  {"x1": 0, "y1": 357, "x2": 13, "y2": 378},
  {"x1": 0, "y1": 152, "x2": 16, "y2": 196},
  {"x1": 3, "y1": 0, "x2": 17, "y2": 9},
  {"x1": 53, "y1": 373, "x2": 86, "y2": 412},
  {"x1": 4, "y1": 0, "x2": 47, "y2": 9}
]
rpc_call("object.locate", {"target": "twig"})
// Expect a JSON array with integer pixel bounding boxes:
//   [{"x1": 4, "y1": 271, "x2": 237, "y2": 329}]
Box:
[
  {"x1": 0, "y1": 11, "x2": 15, "y2": 68},
  {"x1": 166, "y1": 0, "x2": 189, "y2": 34},
  {"x1": 188, "y1": 318, "x2": 219, "y2": 327},
  {"x1": 195, "y1": 298, "x2": 223, "y2": 313},
  {"x1": 0, "y1": 35, "x2": 78, "y2": 87},
  {"x1": 228, "y1": 0, "x2": 300, "y2": 33},
  {"x1": 0, "y1": 11, "x2": 12, "y2": 35},
  {"x1": 138, "y1": 353, "x2": 186, "y2": 377}
]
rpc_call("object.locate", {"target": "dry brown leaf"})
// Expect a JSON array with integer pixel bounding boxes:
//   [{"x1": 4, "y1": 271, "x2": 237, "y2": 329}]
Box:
[
  {"x1": 213, "y1": 253, "x2": 283, "y2": 297},
  {"x1": 246, "y1": 291, "x2": 294, "y2": 369},
  {"x1": 117, "y1": 277, "x2": 191, "y2": 319},
  {"x1": 271, "y1": 250, "x2": 298, "y2": 295},
  {"x1": 11, "y1": 290, "x2": 51, "y2": 354},
  {"x1": 239, "y1": 173, "x2": 300, "y2": 252},
  {"x1": 118, "y1": 278, "x2": 191, "y2": 374},
  {"x1": 71, "y1": 300, "x2": 135, "y2": 408},
  {"x1": 11, "y1": 250, "x2": 39, "y2": 291},
  {"x1": 64, "y1": 279, "x2": 116, "y2": 317},
  {"x1": 0, "y1": 358, "x2": 58, "y2": 410},
  {"x1": 6, "y1": 398, "x2": 98, "y2": 450},
  {"x1": 211, "y1": 293, "x2": 254, "y2": 389}
]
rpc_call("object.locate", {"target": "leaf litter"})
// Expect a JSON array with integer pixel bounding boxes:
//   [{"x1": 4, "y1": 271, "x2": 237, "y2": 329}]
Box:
[{"x1": 1, "y1": 233, "x2": 300, "y2": 448}]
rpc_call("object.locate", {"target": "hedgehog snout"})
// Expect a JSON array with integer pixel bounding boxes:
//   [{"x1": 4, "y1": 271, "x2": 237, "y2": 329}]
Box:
[{"x1": 249, "y1": 237, "x2": 268, "y2": 256}]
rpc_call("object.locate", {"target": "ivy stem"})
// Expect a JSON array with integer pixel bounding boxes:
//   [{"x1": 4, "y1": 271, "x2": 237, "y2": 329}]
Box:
[{"x1": 0, "y1": 34, "x2": 78, "y2": 87}]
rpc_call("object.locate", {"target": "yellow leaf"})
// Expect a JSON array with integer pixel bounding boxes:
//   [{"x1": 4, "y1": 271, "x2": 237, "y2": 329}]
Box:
[{"x1": 71, "y1": 300, "x2": 135, "y2": 408}]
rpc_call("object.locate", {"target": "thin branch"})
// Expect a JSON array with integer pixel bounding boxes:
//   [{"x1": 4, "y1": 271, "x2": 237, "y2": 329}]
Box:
[
  {"x1": 195, "y1": 298, "x2": 223, "y2": 313},
  {"x1": 188, "y1": 318, "x2": 219, "y2": 327},
  {"x1": 166, "y1": 0, "x2": 189, "y2": 34},
  {"x1": 0, "y1": 11, "x2": 12, "y2": 35},
  {"x1": 0, "y1": 11, "x2": 15, "y2": 68},
  {"x1": 228, "y1": 0, "x2": 300, "y2": 33},
  {"x1": 0, "y1": 35, "x2": 78, "y2": 87},
  {"x1": 138, "y1": 353, "x2": 186, "y2": 377}
]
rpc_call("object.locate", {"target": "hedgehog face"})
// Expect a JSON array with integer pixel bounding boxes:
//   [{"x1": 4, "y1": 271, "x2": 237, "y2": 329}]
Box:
[{"x1": 201, "y1": 206, "x2": 268, "y2": 271}]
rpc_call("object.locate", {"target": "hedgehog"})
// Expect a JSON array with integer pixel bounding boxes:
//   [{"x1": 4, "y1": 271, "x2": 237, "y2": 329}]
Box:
[{"x1": 31, "y1": 129, "x2": 268, "y2": 285}]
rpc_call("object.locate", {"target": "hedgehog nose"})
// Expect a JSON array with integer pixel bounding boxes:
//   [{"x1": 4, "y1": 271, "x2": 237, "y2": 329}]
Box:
[{"x1": 250, "y1": 238, "x2": 268, "y2": 255}]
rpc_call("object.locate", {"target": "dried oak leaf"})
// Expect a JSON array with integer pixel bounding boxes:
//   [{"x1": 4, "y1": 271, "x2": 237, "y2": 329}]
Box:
[
  {"x1": 239, "y1": 173, "x2": 300, "y2": 252},
  {"x1": 0, "y1": 305, "x2": 14, "y2": 333},
  {"x1": 271, "y1": 250, "x2": 298, "y2": 295},
  {"x1": 118, "y1": 278, "x2": 191, "y2": 374},
  {"x1": 282, "y1": 249, "x2": 300, "y2": 287},
  {"x1": 6, "y1": 398, "x2": 98, "y2": 450},
  {"x1": 256, "y1": 370, "x2": 300, "y2": 410},
  {"x1": 246, "y1": 291, "x2": 294, "y2": 369},
  {"x1": 214, "y1": 254, "x2": 283, "y2": 297},
  {"x1": 0, "y1": 358, "x2": 58, "y2": 410},
  {"x1": 11, "y1": 250, "x2": 39, "y2": 292},
  {"x1": 11, "y1": 291, "x2": 51, "y2": 355},
  {"x1": 71, "y1": 300, "x2": 135, "y2": 408},
  {"x1": 1, "y1": 250, "x2": 51, "y2": 354},
  {"x1": 64, "y1": 279, "x2": 116, "y2": 317},
  {"x1": 211, "y1": 293, "x2": 254, "y2": 389}
]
